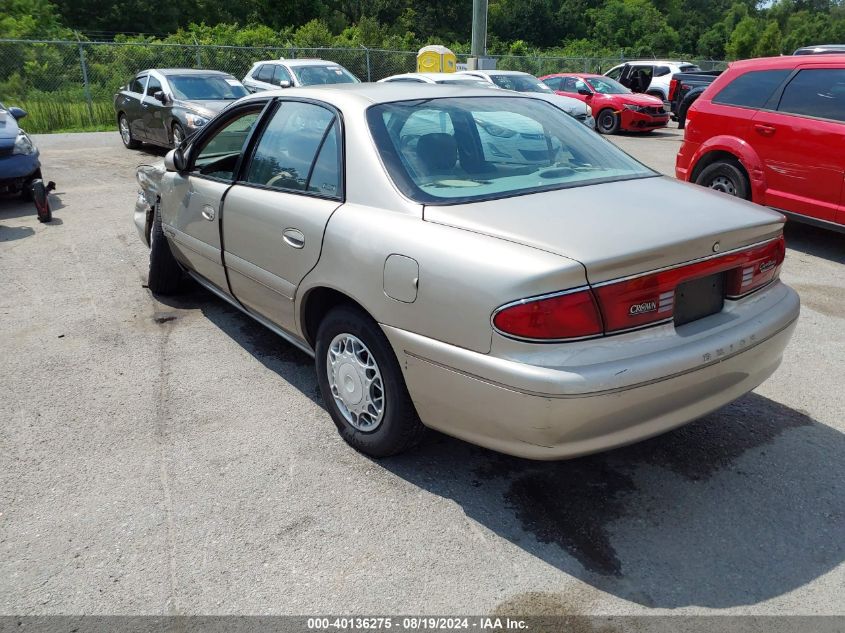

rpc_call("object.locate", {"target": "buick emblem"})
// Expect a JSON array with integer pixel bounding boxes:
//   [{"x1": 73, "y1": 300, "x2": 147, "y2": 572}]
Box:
[{"x1": 712, "y1": 241, "x2": 721, "y2": 253}]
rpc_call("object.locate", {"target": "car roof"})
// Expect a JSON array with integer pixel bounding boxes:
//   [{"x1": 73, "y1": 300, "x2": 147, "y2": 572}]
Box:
[
  {"x1": 146, "y1": 68, "x2": 232, "y2": 77},
  {"x1": 253, "y1": 58, "x2": 347, "y2": 68},
  {"x1": 619, "y1": 60, "x2": 694, "y2": 66},
  {"x1": 727, "y1": 55, "x2": 845, "y2": 71},
  {"x1": 237, "y1": 82, "x2": 533, "y2": 107},
  {"x1": 460, "y1": 69, "x2": 532, "y2": 76},
  {"x1": 542, "y1": 73, "x2": 602, "y2": 79}
]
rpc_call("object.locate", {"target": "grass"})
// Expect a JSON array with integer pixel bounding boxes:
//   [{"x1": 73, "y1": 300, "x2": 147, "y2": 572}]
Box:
[{"x1": 14, "y1": 99, "x2": 115, "y2": 134}]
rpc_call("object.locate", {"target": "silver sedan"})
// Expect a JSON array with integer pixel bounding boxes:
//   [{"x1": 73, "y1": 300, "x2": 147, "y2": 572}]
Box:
[{"x1": 133, "y1": 83, "x2": 799, "y2": 460}]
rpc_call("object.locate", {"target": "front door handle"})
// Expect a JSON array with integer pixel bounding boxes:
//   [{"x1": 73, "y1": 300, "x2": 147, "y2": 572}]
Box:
[
  {"x1": 754, "y1": 124, "x2": 776, "y2": 136},
  {"x1": 283, "y1": 228, "x2": 305, "y2": 249},
  {"x1": 201, "y1": 204, "x2": 216, "y2": 221}
]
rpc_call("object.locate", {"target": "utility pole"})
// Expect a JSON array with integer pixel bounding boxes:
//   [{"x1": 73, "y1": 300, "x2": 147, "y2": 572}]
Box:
[{"x1": 468, "y1": 0, "x2": 494, "y2": 70}]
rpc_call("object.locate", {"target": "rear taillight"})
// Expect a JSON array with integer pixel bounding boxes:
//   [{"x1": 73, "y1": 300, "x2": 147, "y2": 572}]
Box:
[
  {"x1": 493, "y1": 237, "x2": 785, "y2": 342},
  {"x1": 668, "y1": 78, "x2": 679, "y2": 102},
  {"x1": 594, "y1": 236, "x2": 785, "y2": 332},
  {"x1": 492, "y1": 288, "x2": 603, "y2": 341}
]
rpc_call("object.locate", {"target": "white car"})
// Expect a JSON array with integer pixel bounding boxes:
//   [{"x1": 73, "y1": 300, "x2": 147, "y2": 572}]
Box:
[
  {"x1": 456, "y1": 69, "x2": 595, "y2": 129},
  {"x1": 603, "y1": 60, "x2": 702, "y2": 101},
  {"x1": 379, "y1": 72, "x2": 492, "y2": 87},
  {"x1": 242, "y1": 58, "x2": 360, "y2": 92}
]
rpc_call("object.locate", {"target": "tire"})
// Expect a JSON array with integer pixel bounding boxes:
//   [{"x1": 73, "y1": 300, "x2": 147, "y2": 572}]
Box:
[
  {"x1": 147, "y1": 205, "x2": 184, "y2": 295},
  {"x1": 596, "y1": 108, "x2": 620, "y2": 134},
  {"x1": 676, "y1": 94, "x2": 698, "y2": 130},
  {"x1": 118, "y1": 114, "x2": 140, "y2": 150},
  {"x1": 171, "y1": 123, "x2": 186, "y2": 148},
  {"x1": 694, "y1": 159, "x2": 750, "y2": 200},
  {"x1": 315, "y1": 305, "x2": 425, "y2": 458}
]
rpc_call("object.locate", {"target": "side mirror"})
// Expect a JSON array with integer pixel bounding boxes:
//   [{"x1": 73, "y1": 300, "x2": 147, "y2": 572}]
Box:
[
  {"x1": 8, "y1": 106, "x2": 27, "y2": 120},
  {"x1": 153, "y1": 91, "x2": 168, "y2": 104},
  {"x1": 577, "y1": 88, "x2": 592, "y2": 96},
  {"x1": 164, "y1": 148, "x2": 186, "y2": 172},
  {"x1": 279, "y1": 80, "x2": 291, "y2": 88}
]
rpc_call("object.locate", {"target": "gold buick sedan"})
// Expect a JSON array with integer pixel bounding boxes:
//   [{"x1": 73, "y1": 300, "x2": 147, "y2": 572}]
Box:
[{"x1": 134, "y1": 83, "x2": 799, "y2": 460}]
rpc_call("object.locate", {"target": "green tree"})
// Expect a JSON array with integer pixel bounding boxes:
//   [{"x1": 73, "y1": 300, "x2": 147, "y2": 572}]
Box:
[
  {"x1": 725, "y1": 15, "x2": 759, "y2": 59},
  {"x1": 754, "y1": 20, "x2": 784, "y2": 56}
]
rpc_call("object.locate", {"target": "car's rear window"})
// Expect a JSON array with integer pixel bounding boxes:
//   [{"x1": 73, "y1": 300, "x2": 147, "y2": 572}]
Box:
[
  {"x1": 679, "y1": 64, "x2": 702, "y2": 73},
  {"x1": 367, "y1": 96, "x2": 655, "y2": 205}
]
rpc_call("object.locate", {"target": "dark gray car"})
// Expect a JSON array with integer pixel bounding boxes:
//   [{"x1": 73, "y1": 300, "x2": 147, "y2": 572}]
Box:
[{"x1": 114, "y1": 69, "x2": 248, "y2": 150}]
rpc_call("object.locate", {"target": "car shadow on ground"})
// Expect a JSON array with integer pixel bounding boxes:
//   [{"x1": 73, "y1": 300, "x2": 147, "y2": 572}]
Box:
[
  {"x1": 155, "y1": 284, "x2": 844, "y2": 610},
  {"x1": 0, "y1": 193, "x2": 65, "y2": 223},
  {"x1": 784, "y1": 220, "x2": 845, "y2": 264}
]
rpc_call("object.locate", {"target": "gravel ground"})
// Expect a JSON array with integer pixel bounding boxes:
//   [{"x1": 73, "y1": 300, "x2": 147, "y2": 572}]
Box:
[{"x1": 0, "y1": 126, "x2": 843, "y2": 617}]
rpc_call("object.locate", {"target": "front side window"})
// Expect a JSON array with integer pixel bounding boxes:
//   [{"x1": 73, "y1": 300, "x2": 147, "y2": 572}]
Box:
[
  {"x1": 169, "y1": 75, "x2": 248, "y2": 101},
  {"x1": 244, "y1": 101, "x2": 336, "y2": 193},
  {"x1": 145, "y1": 76, "x2": 162, "y2": 97},
  {"x1": 272, "y1": 65, "x2": 292, "y2": 86},
  {"x1": 713, "y1": 69, "x2": 791, "y2": 109},
  {"x1": 129, "y1": 76, "x2": 146, "y2": 94},
  {"x1": 778, "y1": 68, "x2": 845, "y2": 123},
  {"x1": 368, "y1": 96, "x2": 654, "y2": 205},
  {"x1": 256, "y1": 65, "x2": 274, "y2": 83},
  {"x1": 192, "y1": 109, "x2": 262, "y2": 179},
  {"x1": 290, "y1": 65, "x2": 359, "y2": 86},
  {"x1": 605, "y1": 66, "x2": 623, "y2": 81}
]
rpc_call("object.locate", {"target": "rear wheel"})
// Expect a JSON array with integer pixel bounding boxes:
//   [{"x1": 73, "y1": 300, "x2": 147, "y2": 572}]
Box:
[
  {"x1": 119, "y1": 114, "x2": 140, "y2": 149},
  {"x1": 147, "y1": 205, "x2": 184, "y2": 295},
  {"x1": 315, "y1": 305, "x2": 425, "y2": 458},
  {"x1": 695, "y1": 160, "x2": 750, "y2": 200},
  {"x1": 596, "y1": 108, "x2": 620, "y2": 134}
]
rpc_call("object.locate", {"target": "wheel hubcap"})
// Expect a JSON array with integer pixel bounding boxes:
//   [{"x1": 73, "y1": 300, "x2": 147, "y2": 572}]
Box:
[
  {"x1": 709, "y1": 175, "x2": 737, "y2": 195},
  {"x1": 119, "y1": 118, "x2": 130, "y2": 145},
  {"x1": 327, "y1": 334, "x2": 385, "y2": 432},
  {"x1": 599, "y1": 114, "x2": 614, "y2": 131},
  {"x1": 173, "y1": 128, "x2": 183, "y2": 147}
]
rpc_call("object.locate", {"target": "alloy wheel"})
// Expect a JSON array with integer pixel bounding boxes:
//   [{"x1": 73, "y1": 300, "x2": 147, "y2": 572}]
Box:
[{"x1": 119, "y1": 117, "x2": 131, "y2": 146}]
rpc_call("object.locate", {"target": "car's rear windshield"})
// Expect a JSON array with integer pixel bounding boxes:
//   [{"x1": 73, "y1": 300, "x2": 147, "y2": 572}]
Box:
[
  {"x1": 367, "y1": 96, "x2": 655, "y2": 205},
  {"x1": 679, "y1": 64, "x2": 702, "y2": 72},
  {"x1": 291, "y1": 65, "x2": 359, "y2": 86},
  {"x1": 168, "y1": 75, "x2": 248, "y2": 100}
]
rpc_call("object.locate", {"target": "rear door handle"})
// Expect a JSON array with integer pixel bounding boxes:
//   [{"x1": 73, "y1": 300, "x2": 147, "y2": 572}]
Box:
[
  {"x1": 283, "y1": 228, "x2": 305, "y2": 249},
  {"x1": 754, "y1": 124, "x2": 776, "y2": 136}
]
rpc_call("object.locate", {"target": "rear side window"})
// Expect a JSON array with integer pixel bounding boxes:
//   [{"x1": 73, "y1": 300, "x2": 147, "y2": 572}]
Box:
[
  {"x1": 713, "y1": 69, "x2": 790, "y2": 108},
  {"x1": 778, "y1": 68, "x2": 845, "y2": 123},
  {"x1": 245, "y1": 101, "x2": 336, "y2": 194},
  {"x1": 654, "y1": 66, "x2": 671, "y2": 77},
  {"x1": 543, "y1": 77, "x2": 563, "y2": 90}
]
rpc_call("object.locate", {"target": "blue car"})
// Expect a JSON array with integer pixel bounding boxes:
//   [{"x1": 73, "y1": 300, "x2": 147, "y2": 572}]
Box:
[{"x1": 0, "y1": 101, "x2": 41, "y2": 200}]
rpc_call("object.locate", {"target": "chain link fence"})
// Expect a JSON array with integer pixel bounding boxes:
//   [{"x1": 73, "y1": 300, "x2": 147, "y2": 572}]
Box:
[{"x1": 0, "y1": 39, "x2": 726, "y2": 133}]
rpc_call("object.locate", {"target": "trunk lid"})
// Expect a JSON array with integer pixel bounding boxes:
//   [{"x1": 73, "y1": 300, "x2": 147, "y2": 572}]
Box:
[{"x1": 423, "y1": 176, "x2": 784, "y2": 284}]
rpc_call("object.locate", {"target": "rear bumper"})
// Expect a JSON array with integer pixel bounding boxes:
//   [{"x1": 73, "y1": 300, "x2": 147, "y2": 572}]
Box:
[{"x1": 383, "y1": 282, "x2": 799, "y2": 460}]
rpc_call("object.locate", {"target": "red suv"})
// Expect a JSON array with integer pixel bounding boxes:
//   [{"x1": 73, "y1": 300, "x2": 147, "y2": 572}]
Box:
[{"x1": 676, "y1": 55, "x2": 845, "y2": 231}]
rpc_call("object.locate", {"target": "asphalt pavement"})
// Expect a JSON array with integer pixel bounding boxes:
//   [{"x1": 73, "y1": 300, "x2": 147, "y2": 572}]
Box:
[{"x1": 1, "y1": 126, "x2": 843, "y2": 617}]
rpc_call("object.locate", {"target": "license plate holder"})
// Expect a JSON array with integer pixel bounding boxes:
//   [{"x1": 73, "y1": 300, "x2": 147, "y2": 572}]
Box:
[{"x1": 674, "y1": 272, "x2": 725, "y2": 327}]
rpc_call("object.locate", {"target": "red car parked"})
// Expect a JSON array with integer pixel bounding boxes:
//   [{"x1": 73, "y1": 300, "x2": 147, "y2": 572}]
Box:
[
  {"x1": 540, "y1": 73, "x2": 669, "y2": 134},
  {"x1": 676, "y1": 55, "x2": 845, "y2": 232}
]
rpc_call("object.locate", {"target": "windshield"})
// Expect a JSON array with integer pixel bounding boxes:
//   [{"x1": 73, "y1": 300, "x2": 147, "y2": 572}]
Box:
[
  {"x1": 291, "y1": 64, "x2": 359, "y2": 86},
  {"x1": 489, "y1": 74, "x2": 553, "y2": 94},
  {"x1": 368, "y1": 96, "x2": 654, "y2": 205},
  {"x1": 436, "y1": 79, "x2": 491, "y2": 87},
  {"x1": 585, "y1": 77, "x2": 631, "y2": 94},
  {"x1": 168, "y1": 75, "x2": 248, "y2": 100}
]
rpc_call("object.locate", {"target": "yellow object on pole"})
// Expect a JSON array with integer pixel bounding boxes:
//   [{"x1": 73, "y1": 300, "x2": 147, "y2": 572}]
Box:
[{"x1": 416, "y1": 45, "x2": 457, "y2": 73}]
